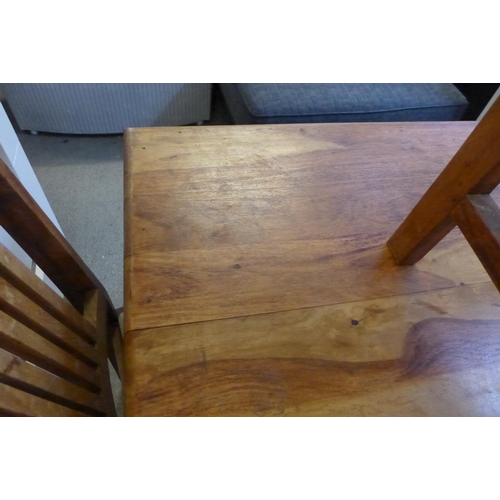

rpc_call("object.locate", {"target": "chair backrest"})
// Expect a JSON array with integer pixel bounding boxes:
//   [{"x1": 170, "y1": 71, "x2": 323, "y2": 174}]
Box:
[{"x1": 0, "y1": 158, "x2": 119, "y2": 416}]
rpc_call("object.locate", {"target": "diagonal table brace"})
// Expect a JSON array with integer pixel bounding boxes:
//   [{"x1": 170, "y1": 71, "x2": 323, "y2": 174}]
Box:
[{"x1": 388, "y1": 97, "x2": 500, "y2": 266}]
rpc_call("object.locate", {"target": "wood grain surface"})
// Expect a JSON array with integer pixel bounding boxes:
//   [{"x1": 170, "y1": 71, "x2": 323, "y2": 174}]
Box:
[
  {"x1": 0, "y1": 381, "x2": 88, "y2": 416},
  {"x1": 125, "y1": 282, "x2": 500, "y2": 416},
  {"x1": 0, "y1": 309, "x2": 101, "y2": 392},
  {"x1": 0, "y1": 243, "x2": 97, "y2": 343},
  {"x1": 124, "y1": 121, "x2": 500, "y2": 416},
  {"x1": 125, "y1": 122, "x2": 490, "y2": 331},
  {"x1": 0, "y1": 347, "x2": 105, "y2": 415},
  {"x1": 0, "y1": 277, "x2": 99, "y2": 367}
]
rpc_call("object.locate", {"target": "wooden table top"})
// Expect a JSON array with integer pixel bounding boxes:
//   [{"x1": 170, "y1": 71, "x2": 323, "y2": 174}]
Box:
[{"x1": 124, "y1": 121, "x2": 500, "y2": 416}]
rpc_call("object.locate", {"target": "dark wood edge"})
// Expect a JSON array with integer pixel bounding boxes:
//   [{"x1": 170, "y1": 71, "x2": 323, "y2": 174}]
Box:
[
  {"x1": 0, "y1": 158, "x2": 117, "y2": 318},
  {"x1": 453, "y1": 195, "x2": 500, "y2": 293},
  {"x1": 107, "y1": 325, "x2": 124, "y2": 381},
  {"x1": 123, "y1": 130, "x2": 133, "y2": 337},
  {"x1": 84, "y1": 290, "x2": 117, "y2": 416}
]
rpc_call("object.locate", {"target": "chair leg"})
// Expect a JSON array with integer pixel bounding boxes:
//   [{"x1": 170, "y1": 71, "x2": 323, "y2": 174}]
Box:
[
  {"x1": 84, "y1": 289, "x2": 117, "y2": 416},
  {"x1": 453, "y1": 194, "x2": 500, "y2": 292},
  {"x1": 388, "y1": 97, "x2": 500, "y2": 265},
  {"x1": 108, "y1": 325, "x2": 124, "y2": 381}
]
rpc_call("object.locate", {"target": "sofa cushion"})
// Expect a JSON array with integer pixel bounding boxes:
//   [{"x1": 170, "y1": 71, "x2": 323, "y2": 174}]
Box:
[{"x1": 220, "y1": 83, "x2": 468, "y2": 124}]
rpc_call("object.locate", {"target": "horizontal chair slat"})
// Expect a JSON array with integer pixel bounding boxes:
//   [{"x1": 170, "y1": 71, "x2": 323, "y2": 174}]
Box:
[
  {"x1": 0, "y1": 159, "x2": 118, "y2": 417},
  {"x1": 0, "y1": 243, "x2": 97, "y2": 344},
  {"x1": 0, "y1": 380, "x2": 88, "y2": 416},
  {"x1": 0, "y1": 277, "x2": 99, "y2": 367},
  {"x1": 0, "y1": 348, "x2": 105, "y2": 416},
  {"x1": 0, "y1": 310, "x2": 100, "y2": 392}
]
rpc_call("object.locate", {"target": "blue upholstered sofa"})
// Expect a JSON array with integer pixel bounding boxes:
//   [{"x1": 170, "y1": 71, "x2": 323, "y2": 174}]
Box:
[{"x1": 220, "y1": 84, "x2": 468, "y2": 124}]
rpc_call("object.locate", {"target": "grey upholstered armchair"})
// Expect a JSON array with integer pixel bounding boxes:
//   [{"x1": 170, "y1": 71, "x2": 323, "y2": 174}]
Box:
[{"x1": 0, "y1": 83, "x2": 211, "y2": 134}]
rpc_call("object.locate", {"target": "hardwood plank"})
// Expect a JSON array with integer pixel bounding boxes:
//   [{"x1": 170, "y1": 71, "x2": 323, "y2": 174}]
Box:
[
  {"x1": 125, "y1": 122, "x2": 475, "y2": 256},
  {"x1": 453, "y1": 195, "x2": 500, "y2": 292},
  {"x1": 0, "y1": 310, "x2": 100, "y2": 392},
  {"x1": 125, "y1": 229, "x2": 490, "y2": 331},
  {"x1": 0, "y1": 277, "x2": 99, "y2": 367},
  {"x1": 0, "y1": 381, "x2": 88, "y2": 417},
  {"x1": 125, "y1": 121, "x2": 495, "y2": 331},
  {"x1": 0, "y1": 348, "x2": 105, "y2": 415},
  {"x1": 125, "y1": 281, "x2": 500, "y2": 416},
  {"x1": 124, "y1": 121, "x2": 500, "y2": 416},
  {"x1": 0, "y1": 242, "x2": 97, "y2": 344},
  {"x1": 128, "y1": 176, "x2": 448, "y2": 255},
  {"x1": 0, "y1": 158, "x2": 115, "y2": 312},
  {"x1": 388, "y1": 98, "x2": 500, "y2": 264},
  {"x1": 124, "y1": 122, "x2": 475, "y2": 176}
]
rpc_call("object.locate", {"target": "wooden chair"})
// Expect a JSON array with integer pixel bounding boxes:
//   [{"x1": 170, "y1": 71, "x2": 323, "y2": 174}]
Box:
[
  {"x1": 388, "y1": 96, "x2": 500, "y2": 291},
  {"x1": 0, "y1": 158, "x2": 123, "y2": 416}
]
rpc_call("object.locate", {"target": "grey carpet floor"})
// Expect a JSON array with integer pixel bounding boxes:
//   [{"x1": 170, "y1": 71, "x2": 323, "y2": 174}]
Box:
[{"x1": 18, "y1": 133, "x2": 125, "y2": 309}]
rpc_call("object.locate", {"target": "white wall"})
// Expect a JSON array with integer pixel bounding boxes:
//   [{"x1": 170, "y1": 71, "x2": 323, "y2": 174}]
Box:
[{"x1": 0, "y1": 103, "x2": 62, "y2": 291}]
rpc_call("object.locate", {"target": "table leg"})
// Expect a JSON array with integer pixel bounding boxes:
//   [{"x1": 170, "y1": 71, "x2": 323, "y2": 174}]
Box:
[{"x1": 388, "y1": 97, "x2": 500, "y2": 265}]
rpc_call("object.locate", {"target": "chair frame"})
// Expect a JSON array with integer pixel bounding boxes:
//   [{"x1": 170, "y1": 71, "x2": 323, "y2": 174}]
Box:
[
  {"x1": 388, "y1": 97, "x2": 500, "y2": 292},
  {"x1": 0, "y1": 159, "x2": 123, "y2": 416}
]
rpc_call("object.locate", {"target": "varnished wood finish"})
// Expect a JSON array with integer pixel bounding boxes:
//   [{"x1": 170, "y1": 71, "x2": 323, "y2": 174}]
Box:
[
  {"x1": 0, "y1": 247, "x2": 115, "y2": 415},
  {"x1": 0, "y1": 381, "x2": 87, "y2": 417},
  {"x1": 0, "y1": 162, "x2": 118, "y2": 416},
  {"x1": 0, "y1": 243, "x2": 97, "y2": 343},
  {"x1": 124, "y1": 121, "x2": 500, "y2": 416},
  {"x1": 453, "y1": 195, "x2": 500, "y2": 292},
  {"x1": 0, "y1": 309, "x2": 101, "y2": 392},
  {"x1": 0, "y1": 348, "x2": 105, "y2": 415},
  {"x1": 84, "y1": 290, "x2": 116, "y2": 416},
  {"x1": 388, "y1": 97, "x2": 500, "y2": 265},
  {"x1": 125, "y1": 282, "x2": 500, "y2": 416},
  {"x1": 0, "y1": 277, "x2": 99, "y2": 366},
  {"x1": 125, "y1": 122, "x2": 484, "y2": 331}
]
